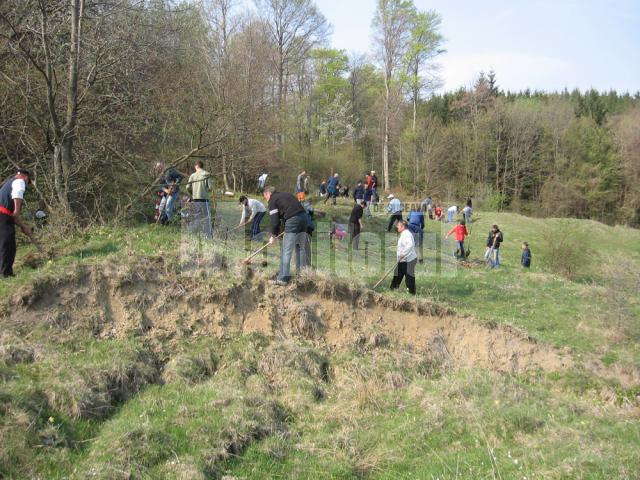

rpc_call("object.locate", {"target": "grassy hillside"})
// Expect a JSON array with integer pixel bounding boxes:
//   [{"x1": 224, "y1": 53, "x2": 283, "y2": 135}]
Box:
[{"x1": 1, "y1": 198, "x2": 639, "y2": 479}]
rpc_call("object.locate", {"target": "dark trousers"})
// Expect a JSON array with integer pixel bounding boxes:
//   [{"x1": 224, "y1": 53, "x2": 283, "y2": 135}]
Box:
[
  {"x1": 324, "y1": 190, "x2": 337, "y2": 205},
  {"x1": 455, "y1": 240, "x2": 465, "y2": 259},
  {"x1": 387, "y1": 213, "x2": 402, "y2": 232},
  {"x1": 0, "y1": 215, "x2": 17, "y2": 277},
  {"x1": 390, "y1": 259, "x2": 417, "y2": 294},
  {"x1": 348, "y1": 222, "x2": 361, "y2": 250},
  {"x1": 250, "y1": 211, "x2": 266, "y2": 238}
]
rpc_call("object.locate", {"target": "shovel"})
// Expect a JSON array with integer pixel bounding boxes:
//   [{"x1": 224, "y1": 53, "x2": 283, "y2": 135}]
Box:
[{"x1": 243, "y1": 232, "x2": 284, "y2": 264}]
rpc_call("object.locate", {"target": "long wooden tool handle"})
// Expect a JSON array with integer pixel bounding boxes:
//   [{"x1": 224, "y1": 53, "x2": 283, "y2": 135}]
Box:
[
  {"x1": 228, "y1": 220, "x2": 251, "y2": 233},
  {"x1": 373, "y1": 259, "x2": 400, "y2": 289},
  {"x1": 243, "y1": 232, "x2": 284, "y2": 263}
]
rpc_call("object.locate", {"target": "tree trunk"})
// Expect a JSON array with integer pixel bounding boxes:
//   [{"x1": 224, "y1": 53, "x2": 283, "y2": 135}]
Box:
[{"x1": 382, "y1": 81, "x2": 390, "y2": 191}]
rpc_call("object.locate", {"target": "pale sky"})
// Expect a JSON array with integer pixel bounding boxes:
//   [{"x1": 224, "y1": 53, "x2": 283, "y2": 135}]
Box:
[{"x1": 242, "y1": 0, "x2": 640, "y2": 94}]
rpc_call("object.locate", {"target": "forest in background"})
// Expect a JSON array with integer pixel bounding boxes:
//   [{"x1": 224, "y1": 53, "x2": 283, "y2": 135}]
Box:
[{"x1": 1, "y1": 0, "x2": 639, "y2": 226}]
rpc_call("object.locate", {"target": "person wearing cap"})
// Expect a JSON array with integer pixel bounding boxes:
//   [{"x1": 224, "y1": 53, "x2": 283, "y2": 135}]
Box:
[
  {"x1": 0, "y1": 169, "x2": 33, "y2": 277},
  {"x1": 390, "y1": 220, "x2": 417, "y2": 295},
  {"x1": 386, "y1": 194, "x2": 403, "y2": 232}
]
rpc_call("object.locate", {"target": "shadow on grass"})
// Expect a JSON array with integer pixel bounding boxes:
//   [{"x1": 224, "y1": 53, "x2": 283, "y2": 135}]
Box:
[{"x1": 69, "y1": 241, "x2": 120, "y2": 259}]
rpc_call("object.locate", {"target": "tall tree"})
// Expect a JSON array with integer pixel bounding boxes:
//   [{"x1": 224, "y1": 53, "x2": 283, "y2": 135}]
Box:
[
  {"x1": 254, "y1": 0, "x2": 329, "y2": 156},
  {"x1": 372, "y1": 0, "x2": 415, "y2": 191},
  {"x1": 403, "y1": 10, "x2": 444, "y2": 133}
]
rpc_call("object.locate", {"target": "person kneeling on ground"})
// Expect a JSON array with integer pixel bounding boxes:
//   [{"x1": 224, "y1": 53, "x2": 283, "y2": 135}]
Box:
[
  {"x1": 239, "y1": 195, "x2": 267, "y2": 239},
  {"x1": 390, "y1": 220, "x2": 417, "y2": 295},
  {"x1": 264, "y1": 187, "x2": 308, "y2": 285},
  {"x1": 521, "y1": 242, "x2": 532, "y2": 268},
  {"x1": 446, "y1": 220, "x2": 470, "y2": 260}
]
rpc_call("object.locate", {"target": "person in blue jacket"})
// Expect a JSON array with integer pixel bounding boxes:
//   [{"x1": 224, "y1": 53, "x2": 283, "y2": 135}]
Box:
[
  {"x1": 324, "y1": 173, "x2": 339, "y2": 205},
  {"x1": 407, "y1": 208, "x2": 425, "y2": 262},
  {"x1": 353, "y1": 181, "x2": 365, "y2": 203},
  {"x1": 521, "y1": 242, "x2": 531, "y2": 268}
]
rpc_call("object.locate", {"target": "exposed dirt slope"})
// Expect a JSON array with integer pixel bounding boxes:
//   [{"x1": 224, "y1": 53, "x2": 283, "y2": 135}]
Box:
[{"x1": 5, "y1": 258, "x2": 572, "y2": 375}]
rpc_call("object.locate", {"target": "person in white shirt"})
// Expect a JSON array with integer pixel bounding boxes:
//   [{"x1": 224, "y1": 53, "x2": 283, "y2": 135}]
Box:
[
  {"x1": 0, "y1": 168, "x2": 33, "y2": 277},
  {"x1": 257, "y1": 173, "x2": 268, "y2": 193},
  {"x1": 386, "y1": 194, "x2": 403, "y2": 232},
  {"x1": 447, "y1": 204, "x2": 459, "y2": 223},
  {"x1": 239, "y1": 195, "x2": 267, "y2": 239},
  {"x1": 462, "y1": 205, "x2": 472, "y2": 225},
  {"x1": 389, "y1": 220, "x2": 417, "y2": 295}
]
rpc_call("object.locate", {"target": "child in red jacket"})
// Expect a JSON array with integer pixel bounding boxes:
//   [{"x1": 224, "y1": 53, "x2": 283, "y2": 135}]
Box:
[{"x1": 446, "y1": 220, "x2": 470, "y2": 259}]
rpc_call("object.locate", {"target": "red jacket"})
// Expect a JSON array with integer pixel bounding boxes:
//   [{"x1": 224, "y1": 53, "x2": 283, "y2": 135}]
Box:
[{"x1": 447, "y1": 224, "x2": 469, "y2": 242}]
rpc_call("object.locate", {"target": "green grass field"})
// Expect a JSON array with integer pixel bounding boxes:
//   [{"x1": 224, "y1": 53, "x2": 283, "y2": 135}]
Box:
[{"x1": 1, "y1": 197, "x2": 639, "y2": 479}]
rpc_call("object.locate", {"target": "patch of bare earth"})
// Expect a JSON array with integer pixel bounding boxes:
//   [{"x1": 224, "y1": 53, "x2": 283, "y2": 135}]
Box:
[{"x1": 3, "y1": 258, "x2": 576, "y2": 377}]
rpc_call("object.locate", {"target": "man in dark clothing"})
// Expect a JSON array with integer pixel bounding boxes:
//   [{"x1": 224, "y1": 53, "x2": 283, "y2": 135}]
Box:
[
  {"x1": 348, "y1": 199, "x2": 364, "y2": 250},
  {"x1": 264, "y1": 187, "x2": 308, "y2": 285},
  {"x1": 485, "y1": 224, "x2": 504, "y2": 268},
  {"x1": 0, "y1": 169, "x2": 33, "y2": 277},
  {"x1": 154, "y1": 162, "x2": 184, "y2": 224},
  {"x1": 353, "y1": 182, "x2": 365, "y2": 203},
  {"x1": 324, "y1": 174, "x2": 339, "y2": 205}
]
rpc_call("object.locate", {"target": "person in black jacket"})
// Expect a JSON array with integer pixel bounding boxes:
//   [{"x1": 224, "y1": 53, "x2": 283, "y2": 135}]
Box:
[
  {"x1": 353, "y1": 181, "x2": 365, "y2": 203},
  {"x1": 264, "y1": 187, "x2": 308, "y2": 285},
  {"x1": 521, "y1": 242, "x2": 531, "y2": 268},
  {"x1": 348, "y1": 199, "x2": 364, "y2": 250},
  {"x1": 485, "y1": 224, "x2": 504, "y2": 268}
]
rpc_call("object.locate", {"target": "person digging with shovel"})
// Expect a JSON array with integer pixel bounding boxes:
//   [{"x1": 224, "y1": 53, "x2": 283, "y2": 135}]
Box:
[
  {"x1": 389, "y1": 220, "x2": 417, "y2": 295},
  {"x1": 0, "y1": 168, "x2": 34, "y2": 278},
  {"x1": 264, "y1": 186, "x2": 309, "y2": 286}
]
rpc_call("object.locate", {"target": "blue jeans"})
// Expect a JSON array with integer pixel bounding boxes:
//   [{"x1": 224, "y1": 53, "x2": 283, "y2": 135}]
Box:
[
  {"x1": 455, "y1": 241, "x2": 465, "y2": 259},
  {"x1": 447, "y1": 211, "x2": 454, "y2": 223},
  {"x1": 278, "y1": 214, "x2": 308, "y2": 282},
  {"x1": 485, "y1": 247, "x2": 500, "y2": 267},
  {"x1": 251, "y1": 211, "x2": 265, "y2": 238},
  {"x1": 159, "y1": 191, "x2": 178, "y2": 223}
]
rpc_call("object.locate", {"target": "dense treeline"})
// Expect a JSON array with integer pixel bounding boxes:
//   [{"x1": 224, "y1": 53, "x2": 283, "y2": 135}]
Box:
[{"x1": 1, "y1": 0, "x2": 639, "y2": 226}]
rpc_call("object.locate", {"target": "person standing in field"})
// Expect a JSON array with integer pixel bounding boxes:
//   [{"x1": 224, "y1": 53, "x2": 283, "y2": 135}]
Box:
[
  {"x1": 446, "y1": 220, "x2": 470, "y2": 260},
  {"x1": 155, "y1": 162, "x2": 184, "y2": 225},
  {"x1": 407, "y1": 208, "x2": 425, "y2": 262},
  {"x1": 295, "y1": 170, "x2": 307, "y2": 202},
  {"x1": 485, "y1": 224, "x2": 504, "y2": 268},
  {"x1": 238, "y1": 195, "x2": 267, "y2": 239},
  {"x1": 462, "y1": 204, "x2": 473, "y2": 226},
  {"x1": 521, "y1": 242, "x2": 532, "y2": 268},
  {"x1": 447, "y1": 204, "x2": 458, "y2": 224},
  {"x1": 257, "y1": 172, "x2": 268, "y2": 193},
  {"x1": 324, "y1": 173, "x2": 339, "y2": 205},
  {"x1": 264, "y1": 187, "x2": 308, "y2": 285},
  {"x1": 0, "y1": 168, "x2": 33, "y2": 277},
  {"x1": 390, "y1": 220, "x2": 417, "y2": 295},
  {"x1": 348, "y1": 199, "x2": 364, "y2": 250},
  {"x1": 353, "y1": 181, "x2": 365, "y2": 203},
  {"x1": 185, "y1": 160, "x2": 214, "y2": 237},
  {"x1": 386, "y1": 194, "x2": 403, "y2": 232}
]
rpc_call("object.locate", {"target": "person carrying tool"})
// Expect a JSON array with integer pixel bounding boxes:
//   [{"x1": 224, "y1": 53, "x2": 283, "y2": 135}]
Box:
[
  {"x1": 186, "y1": 160, "x2": 214, "y2": 238},
  {"x1": 446, "y1": 220, "x2": 470, "y2": 260},
  {"x1": 264, "y1": 187, "x2": 308, "y2": 285},
  {"x1": 239, "y1": 195, "x2": 267, "y2": 239},
  {"x1": 295, "y1": 170, "x2": 307, "y2": 202},
  {"x1": 0, "y1": 169, "x2": 33, "y2": 277},
  {"x1": 485, "y1": 224, "x2": 504, "y2": 268},
  {"x1": 154, "y1": 162, "x2": 184, "y2": 225},
  {"x1": 348, "y1": 199, "x2": 365, "y2": 250},
  {"x1": 386, "y1": 194, "x2": 403, "y2": 232},
  {"x1": 389, "y1": 220, "x2": 417, "y2": 295}
]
